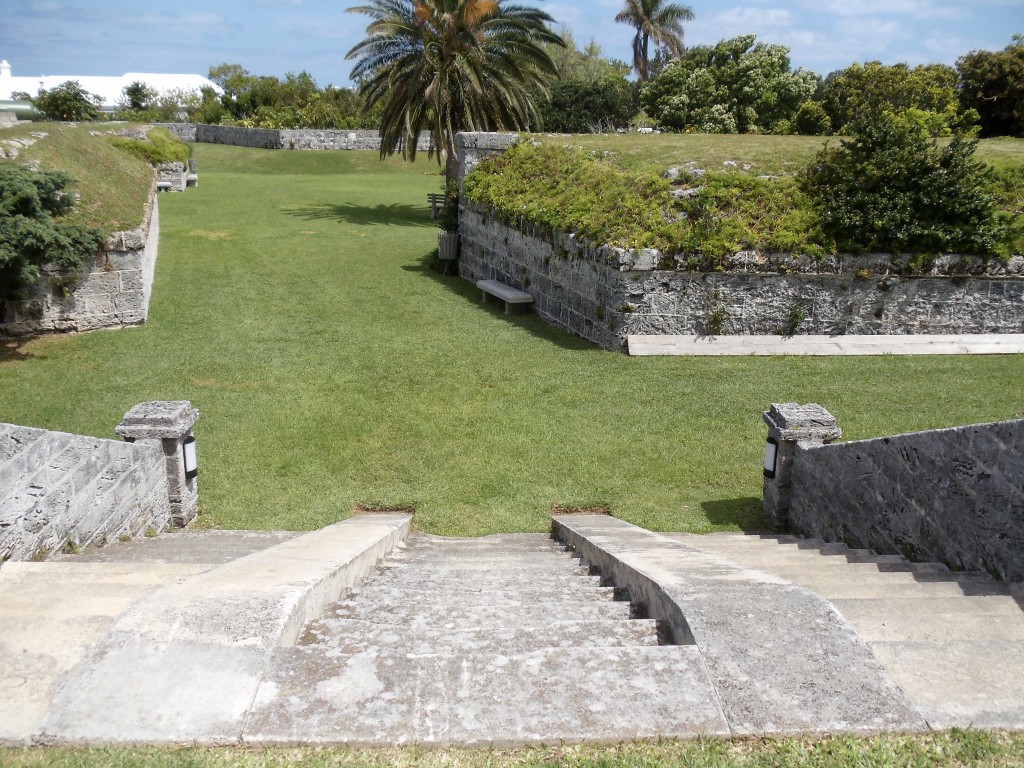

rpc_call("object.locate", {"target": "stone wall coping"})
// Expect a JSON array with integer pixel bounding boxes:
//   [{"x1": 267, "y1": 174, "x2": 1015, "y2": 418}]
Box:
[
  {"x1": 763, "y1": 403, "x2": 843, "y2": 442},
  {"x1": 116, "y1": 400, "x2": 200, "y2": 440},
  {"x1": 798, "y1": 415, "x2": 1023, "y2": 452}
]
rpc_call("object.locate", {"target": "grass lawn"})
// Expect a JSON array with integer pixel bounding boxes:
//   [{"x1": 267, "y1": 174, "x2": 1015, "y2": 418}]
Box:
[
  {"x1": 0, "y1": 142, "x2": 1022, "y2": 535},
  {"x1": 4, "y1": 731, "x2": 1024, "y2": 767}
]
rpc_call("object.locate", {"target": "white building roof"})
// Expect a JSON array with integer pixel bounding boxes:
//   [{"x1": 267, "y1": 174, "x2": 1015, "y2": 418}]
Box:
[{"x1": 0, "y1": 60, "x2": 222, "y2": 109}]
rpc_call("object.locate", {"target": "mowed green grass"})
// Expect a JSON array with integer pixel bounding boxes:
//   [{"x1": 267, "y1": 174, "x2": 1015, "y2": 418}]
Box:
[
  {"x1": 0, "y1": 143, "x2": 1022, "y2": 535},
  {"x1": 4, "y1": 730, "x2": 1024, "y2": 767}
]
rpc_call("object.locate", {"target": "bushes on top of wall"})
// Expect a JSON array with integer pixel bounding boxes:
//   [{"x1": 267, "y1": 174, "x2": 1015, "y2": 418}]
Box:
[
  {"x1": 464, "y1": 131, "x2": 1022, "y2": 264},
  {"x1": 107, "y1": 127, "x2": 191, "y2": 166},
  {"x1": 0, "y1": 163, "x2": 105, "y2": 309}
]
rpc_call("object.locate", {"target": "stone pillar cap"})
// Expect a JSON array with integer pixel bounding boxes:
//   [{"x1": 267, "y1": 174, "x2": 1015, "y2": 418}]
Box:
[
  {"x1": 116, "y1": 400, "x2": 200, "y2": 440},
  {"x1": 763, "y1": 402, "x2": 842, "y2": 442}
]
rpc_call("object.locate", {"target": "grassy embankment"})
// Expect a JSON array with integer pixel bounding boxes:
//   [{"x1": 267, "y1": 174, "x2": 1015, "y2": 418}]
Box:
[{"x1": 0, "y1": 132, "x2": 1021, "y2": 534}]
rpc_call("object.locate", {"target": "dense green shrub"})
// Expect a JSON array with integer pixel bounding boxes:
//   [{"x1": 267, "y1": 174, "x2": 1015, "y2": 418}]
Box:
[
  {"x1": 640, "y1": 36, "x2": 819, "y2": 134},
  {"x1": 819, "y1": 62, "x2": 963, "y2": 136},
  {"x1": 541, "y1": 79, "x2": 638, "y2": 133},
  {"x1": 794, "y1": 101, "x2": 832, "y2": 136},
  {"x1": 0, "y1": 164, "x2": 105, "y2": 307},
  {"x1": 800, "y1": 111, "x2": 1002, "y2": 255},
  {"x1": 108, "y1": 128, "x2": 190, "y2": 165},
  {"x1": 957, "y1": 36, "x2": 1024, "y2": 138},
  {"x1": 463, "y1": 141, "x2": 828, "y2": 262}
]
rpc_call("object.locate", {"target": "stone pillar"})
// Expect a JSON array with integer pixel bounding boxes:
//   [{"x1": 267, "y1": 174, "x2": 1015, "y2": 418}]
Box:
[
  {"x1": 116, "y1": 400, "x2": 201, "y2": 528},
  {"x1": 762, "y1": 403, "x2": 841, "y2": 531},
  {"x1": 454, "y1": 132, "x2": 519, "y2": 194}
]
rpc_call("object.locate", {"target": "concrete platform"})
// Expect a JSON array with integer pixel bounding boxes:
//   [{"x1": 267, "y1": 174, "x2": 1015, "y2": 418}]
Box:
[{"x1": 628, "y1": 333, "x2": 1024, "y2": 356}]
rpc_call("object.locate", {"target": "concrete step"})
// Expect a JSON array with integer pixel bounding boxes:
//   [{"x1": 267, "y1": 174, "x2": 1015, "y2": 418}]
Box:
[
  {"x1": 396, "y1": 534, "x2": 563, "y2": 553},
  {"x1": 364, "y1": 565, "x2": 605, "y2": 589},
  {"x1": 299, "y1": 617, "x2": 663, "y2": 653},
  {"x1": 0, "y1": 425, "x2": 53, "y2": 492},
  {"x1": 347, "y1": 582, "x2": 619, "y2": 605},
  {"x1": 328, "y1": 597, "x2": 634, "y2": 626},
  {"x1": 839, "y1": 609, "x2": 1024, "y2": 643},
  {"x1": 243, "y1": 645, "x2": 729, "y2": 744},
  {"x1": 51, "y1": 530, "x2": 302, "y2": 565},
  {"x1": 866, "y1": 639, "x2": 1024, "y2": 729}
]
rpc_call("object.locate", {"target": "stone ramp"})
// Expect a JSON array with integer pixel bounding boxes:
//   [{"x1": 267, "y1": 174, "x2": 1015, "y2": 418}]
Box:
[
  {"x1": 668, "y1": 532, "x2": 1024, "y2": 729},
  {"x1": 244, "y1": 534, "x2": 729, "y2": 744},
  {"x1": 17, "y1": 514, "x2": 412, "y2": 745}
]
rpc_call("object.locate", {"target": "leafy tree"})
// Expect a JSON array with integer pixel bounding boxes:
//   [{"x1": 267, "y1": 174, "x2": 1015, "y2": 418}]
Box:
[
  {"x1": 957, "y1": 35, "x2": 1024, "y2": 138},
  {"x1": 614, "y1": 0, "x2": 694, "y2": 82},
  {"x1": 641, "y1": 35, "x2": 818, "y2": 134},
  {"x1": 120, "y1": 81, "x2": 157, "y2": 111},
  {"x1": 800, "y1": 111, "x2": 1001, "y2": 255},
  {"x1": 0, "y1": 164, "x2": 104, "y2": 309},
  {"x1": 819, "y1": 61, "x2": 962, "y2": 135},
  {"x1": 543, "y1": 29, "x2": 631, "y2": 84},
  {"x1": 346, "y1": 0, "x2": 564, "y2": 186},
  {"x1": 32, "y1": 81, "x2": 102, "y2": 121},
  {"x1": 541, "y1": 79, "x2": 638, "y2": 133}
]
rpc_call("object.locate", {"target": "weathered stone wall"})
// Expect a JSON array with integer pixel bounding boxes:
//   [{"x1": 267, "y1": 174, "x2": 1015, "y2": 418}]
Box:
[
  {"x1": 154, "y1": 122, "x2": 196, "y2": 142},
  {"x1": 1, "y1": 192, "x2": 161, "y2": 337},
  {"x1": 455, "y1": 132, "x2": 518, "y2": 193},
  {"x1": 0, "y1": 423, "x2": 170, "y2": 561},
  {"x1": 183, "y1": 123, "x2": 433, "y2": 152},
  {"x1": 458, "y1": 202, "x2": 1024, "y2": 349},
  {"x1": 788, "y1": 418, "x2": 1024, "y2": 582},
  {"x1": 157, "y1": 161, "x2": 187, "y2": 191}
]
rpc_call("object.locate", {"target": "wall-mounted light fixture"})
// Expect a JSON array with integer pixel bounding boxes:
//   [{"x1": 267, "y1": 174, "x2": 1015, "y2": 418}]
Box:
[
  {"x1": 182, "y1": 435, "x2": 198, "y2": 480},
  {"x1": 763, "y1": 436, "x2": 778, "y2": 479}
]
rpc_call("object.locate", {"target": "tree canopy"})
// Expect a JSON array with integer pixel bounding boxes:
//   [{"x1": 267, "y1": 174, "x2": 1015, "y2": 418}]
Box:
[
  {"x1": 614, "y1": 0, "x2": 694, "y2": 82},
  {"x1": 640, "y1": 35, "x2": 818, "y2": 134},
  {"x1": 346, "y1": 0, "x2": 564, "y2": 184},
  {"x1": 957, "y1": 35, "x2": 1024, "y2": 138}
]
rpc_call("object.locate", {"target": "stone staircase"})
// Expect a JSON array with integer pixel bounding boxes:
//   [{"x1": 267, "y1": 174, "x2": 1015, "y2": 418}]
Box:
[
  {"x1": 242, "y1": 533, "x2": 730, "y2": 744},
  {"x1": 667, "y1": 532, "x2": 1024, "y2": 729}
]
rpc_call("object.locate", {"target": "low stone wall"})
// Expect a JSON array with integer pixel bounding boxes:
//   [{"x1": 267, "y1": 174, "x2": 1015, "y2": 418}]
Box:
[
  {"x1": 157, "y1": 161, "x2": 187, "y2": 191},
  {"x1": 457, "y1": 202, "x2": 1024, "y2": 349},
  {"x1": 0, "y1": 401, "x2": 200, "y2": 562},
  {"x1": 183, "y1": 123, "x2": 433, "y2": 152},
  {"x1": 764, "y1": 404, "x2": 1024, "y2": 582},
  {"x1": 1, "y1": 191, "x2": 161, "y2": 337}
]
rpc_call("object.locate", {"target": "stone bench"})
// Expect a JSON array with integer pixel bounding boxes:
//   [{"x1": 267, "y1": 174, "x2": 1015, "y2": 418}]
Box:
[
  {"x1": 428, "y1": 193, "x2": 444, "y2": 219},
  {"x1": 186, "y1": 173, "x2": 198, "y2": 188},
  {"x1": 476, "y1": 279, "x2": 533, "y2": 315},
  {"x1": 156, "y1": 181, "x2": 173, "y2": 192}
]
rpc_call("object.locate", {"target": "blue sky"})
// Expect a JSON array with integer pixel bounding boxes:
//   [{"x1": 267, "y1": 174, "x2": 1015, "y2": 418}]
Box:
[{"x1": 2, "y1": 0, "x2": 1022, "y2": 86}]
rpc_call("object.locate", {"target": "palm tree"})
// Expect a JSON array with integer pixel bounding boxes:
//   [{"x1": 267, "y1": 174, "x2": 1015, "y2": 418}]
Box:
[
  {"x1": 346, "y1": 0, "x2": 564, "y2": 186},
  {"x1": 615, "y1": 0, "x2": 694, "y2": 81}
]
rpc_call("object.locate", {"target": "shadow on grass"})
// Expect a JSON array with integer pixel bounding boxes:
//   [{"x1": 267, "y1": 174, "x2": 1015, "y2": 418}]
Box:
[
  {"x1": 701, "y1": 497, "x2": 766, "y2": 532},
  {"x1": 402, "y1": 253, "x2": 604, "y2": 353},
  {"x1": 284, "y1": 202, "x2": 432, "y2": 228},
  {"x1": 0, "y1": 339, "x2": 39, "y2": 363}
]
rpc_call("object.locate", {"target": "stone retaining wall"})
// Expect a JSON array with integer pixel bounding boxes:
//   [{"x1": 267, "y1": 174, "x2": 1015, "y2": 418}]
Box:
[
  {"x1": 168, "y1": 123, "x2": 434, "y2": 152},
  {"x1": 1, "y1": 191, "x2": 161, "y2": 337},
  {"x1": 457, "y1": 201, "x2": 1024, "y2": 349},
  {"x1": 786, "y1": 416, "x2": 1024, "y2": 582}
]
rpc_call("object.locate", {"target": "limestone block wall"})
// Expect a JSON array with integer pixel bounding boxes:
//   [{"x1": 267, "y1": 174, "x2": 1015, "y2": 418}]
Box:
[
  {"x1": 457, "y1": 202, "x2": 1024, "y2": 349},
  {"x1": 0, "y1": 192, "x2": 161, "y2": 337},
  {"x1": 0, "y1": 423, "x2": 170, "y2": 561},
  {"x1": 787, "y1": 418, "x2": 1024, "y2": 582},
  {"x1": 157, "y1": 161, "x2": 187, "y2": 191},
  {"x1": 185, "y1": 123, "x2": 434, "y2": 152}
]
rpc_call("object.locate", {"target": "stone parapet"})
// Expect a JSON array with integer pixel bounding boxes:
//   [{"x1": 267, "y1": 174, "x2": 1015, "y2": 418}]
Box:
[{"x1": 786, "y1": 415, "x2": 1024, "y2": 582}]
